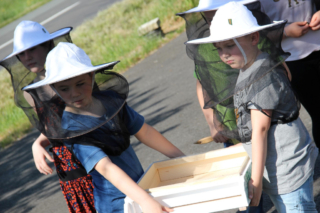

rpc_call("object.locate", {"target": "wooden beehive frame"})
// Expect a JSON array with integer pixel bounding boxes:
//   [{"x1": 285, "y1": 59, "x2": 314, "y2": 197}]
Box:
[{"x1": 124, "y1": 146, "x2": 251, "y2": 213}]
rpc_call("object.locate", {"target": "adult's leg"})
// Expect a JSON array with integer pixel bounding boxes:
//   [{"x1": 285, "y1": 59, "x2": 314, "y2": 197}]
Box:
[{"x1": 286, "y1": 51, "x2": 320, "y2": 147}]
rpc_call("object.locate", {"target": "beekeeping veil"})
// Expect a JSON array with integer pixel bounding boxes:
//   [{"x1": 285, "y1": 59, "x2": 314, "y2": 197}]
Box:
[
  {"x1": 0, "y1": 21, "x2": 73, "y2": 136},
  {"x1": 183, "y1": 2, "x2": 299, "y2": 142},
  {"x1": 20, "y1": 42, "x2": 129, "y2": 151}
]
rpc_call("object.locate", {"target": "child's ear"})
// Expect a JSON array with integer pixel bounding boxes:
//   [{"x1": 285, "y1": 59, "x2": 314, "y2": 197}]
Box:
[{"x1": 251, "y1": 32, "x2": 260, "y2": 45}]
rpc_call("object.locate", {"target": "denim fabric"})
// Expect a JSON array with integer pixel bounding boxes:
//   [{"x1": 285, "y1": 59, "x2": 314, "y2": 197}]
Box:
[{"x1": 268, "y1": 174, "x2": 317, "y2": 213}]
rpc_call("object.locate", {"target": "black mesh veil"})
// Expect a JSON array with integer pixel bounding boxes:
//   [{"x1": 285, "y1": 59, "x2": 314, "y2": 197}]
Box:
[
  {"x1": 178, "y1": 2, "x2": 300, "y2": 142},
  {"x1": 22, "y1": 68, "x2": 129, "y2": 140},
  {"x1": 1, "y1": 33, "x2": 129, "y2": 141},
  {"x1": 0, "y1": 33, "x2": 73, "y2": 134}
]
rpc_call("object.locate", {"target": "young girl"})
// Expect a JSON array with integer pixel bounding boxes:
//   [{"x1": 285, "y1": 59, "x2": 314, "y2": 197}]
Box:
[
  {"x1": 187, "y1": 2, "x2": 318, "y2": 212},
  {"x1": 0, "y1": 21, "x2": 96, "y2": 212},
  {"x1": 23, "y1": 42, "x2": 185, "y2": 213}
]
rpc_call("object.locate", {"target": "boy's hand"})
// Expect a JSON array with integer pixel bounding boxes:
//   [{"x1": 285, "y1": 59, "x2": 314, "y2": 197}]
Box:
[
  {"x1": 284, "y1": 21, "x2": 309, "y2": 38},
  {"x1": 141, "y1": 197, "x2": 173, "y2": 213},
  {"x1": 248, "y1": 178, "x2": 262, "y2": 207},
  {"x1": 210, "y1": 125, "x2": 229, "y2": 143},
  {"x1": 310, "y1": 11, "x2": 320, "y2": 30}
]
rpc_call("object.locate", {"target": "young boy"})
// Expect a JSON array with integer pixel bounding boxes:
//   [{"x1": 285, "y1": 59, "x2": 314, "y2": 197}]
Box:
[
  {"x1": 187, "y1": 2, "x2": 318, "y2": 212},
  {"x1": 23, "y1": 42, "x2": 185, "y2": 213}
]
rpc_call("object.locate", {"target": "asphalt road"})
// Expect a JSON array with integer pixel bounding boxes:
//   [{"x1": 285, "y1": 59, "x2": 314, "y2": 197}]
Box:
[
  {"x1": 0, "y1": 0, "x2": 122, "y2": 61},
  {"x1": 0, "y1": 0, "x2": 319, "y2": 212},
  {"x1": 0, "y1": 32, "x2": 319, "y2": 212}
]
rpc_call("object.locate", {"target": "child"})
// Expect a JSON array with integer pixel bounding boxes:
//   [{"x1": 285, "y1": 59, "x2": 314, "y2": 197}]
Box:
[
  {"x1": 187, "y1": 2, "x2": 318, "y2": 212},
  {"x1": 23, "y1": 42, "x2": 185, "y2": 213},
  {"x1": 0, "y1": 21, "x2": 96, "y2": 212}
]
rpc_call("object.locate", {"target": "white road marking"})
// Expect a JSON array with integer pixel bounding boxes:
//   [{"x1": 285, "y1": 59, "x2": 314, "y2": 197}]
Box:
[{"x1": 0, "y1": 1, "x2": 80, "y2": 51}]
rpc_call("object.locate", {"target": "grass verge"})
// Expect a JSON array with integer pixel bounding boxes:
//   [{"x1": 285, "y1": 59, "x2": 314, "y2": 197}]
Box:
[
  {"x1": 0, "y1": 0, "x2": 198, "y2": 148},
  {"x1": 0, "y1": 0, "x2": 51, "y2": 29}
]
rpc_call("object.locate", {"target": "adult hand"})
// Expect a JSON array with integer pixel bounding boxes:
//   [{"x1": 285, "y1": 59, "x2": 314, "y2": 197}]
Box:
[
  {"x1": 32, "y1": 134, "x2": 54, "y2": 175},
  {"x1": 310, "y1": 11, "x2": 320, "y2": 30},
  {"x1": 248, "y1": 179, "x2": 263, "y2": 207},
  {"x1": 284, "y1": 21, "x2": 309, "y2": 38}
]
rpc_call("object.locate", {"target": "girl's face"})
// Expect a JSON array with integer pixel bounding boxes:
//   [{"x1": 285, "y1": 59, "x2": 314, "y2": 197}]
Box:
[
  {"x1": 213, "y1": 33, "x2": 260, "y2": 70},
  {"x1": 53, "y1": 73, "x2": 93, "y2": 111},
  {"x1": 17, "y1": 44, "x2": 49, "y2": 73}
]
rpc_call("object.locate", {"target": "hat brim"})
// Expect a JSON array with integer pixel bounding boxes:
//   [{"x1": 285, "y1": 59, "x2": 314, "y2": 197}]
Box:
[
  {"x1": 176, "y1": 0, "x2": 258, "y2": 15},
  {"x1": 0, "y1": 27, "x2": 73, "y2": 63},
  {"x1": 186, "y1": 21, "x2": 285, "y2": 45},
  {"x1": 22, "y1": 61, "x2": 120, "y2": 91}
]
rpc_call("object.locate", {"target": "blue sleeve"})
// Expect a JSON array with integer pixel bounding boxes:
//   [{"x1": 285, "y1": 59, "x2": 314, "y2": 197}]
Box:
[
  {"x1": 64, "y1": 141, "x2": 107, "y2": 173},
  {"x1": 123, "y1": 104, "x2": 144, "y2": 135}
]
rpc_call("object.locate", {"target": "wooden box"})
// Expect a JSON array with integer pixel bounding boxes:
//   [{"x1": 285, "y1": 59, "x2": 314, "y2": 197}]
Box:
[{"x1": 124, "y1": 146, "x2": 251, "y2": 213}]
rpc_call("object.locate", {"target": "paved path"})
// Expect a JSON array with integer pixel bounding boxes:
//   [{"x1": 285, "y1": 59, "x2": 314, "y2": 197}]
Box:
[
  {"x1": 0, "y1": 0, "x2": 122, "y2": 61},
  {"x1": 0, "y1": 32, "x2": 319, "y2": 212}
]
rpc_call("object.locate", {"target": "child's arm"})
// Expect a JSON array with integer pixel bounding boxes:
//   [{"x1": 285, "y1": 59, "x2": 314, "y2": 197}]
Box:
[
  {"x1": 309, "y1": 10, "x2": 320, "y2": 30},
  {"x1": 32, "y1": 133, "x2": 54, "y2": 175},
  {"x1": 134, "y1": 123, "x2": 185, "y2": 158},
  {"x1": 196, "y1": 80, "x2": 229, "y2": 142},
  {"x1": 249, "y1": 109, "x2": 271, "y2": 206},
  {"x1": 95, "y1": 157, "x2": 173, "y2": 213}
]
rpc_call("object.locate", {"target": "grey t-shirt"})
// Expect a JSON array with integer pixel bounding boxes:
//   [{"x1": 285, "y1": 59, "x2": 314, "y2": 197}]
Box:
[{"x1": 234, "y1": 52, "x2": 318, "y2": 194}]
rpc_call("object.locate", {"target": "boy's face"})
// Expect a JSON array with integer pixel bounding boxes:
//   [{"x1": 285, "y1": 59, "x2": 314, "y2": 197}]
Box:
[
  {"x1": 17, "y1": 44, "x2": 49, "y2": 73},
  {"x1": 53, "y1": 73, "x2": 93, "y2": 110},
  {"x1": 213, "y1": 33, "x2": 260, "y2": 70}
]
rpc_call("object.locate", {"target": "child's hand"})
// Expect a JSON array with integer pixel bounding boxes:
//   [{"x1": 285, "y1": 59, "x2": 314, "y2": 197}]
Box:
[
  {"x1": 141, "y1": 198, "x2": 173, "y2": 213},
  {"x1": 248, "y1": 178, "x2": 262, "y2": 206},
  {"x1": 210, "y1": 125, "x2": 229, "y2": 143},
  {"x1": 32, "y1": 135, "x2": 54, "y2": 175},
  {"x1": 309, "y1": 11, "x2": 320, "y2": 30},
  {"x1": 284, "y1": 21, "x2": 309, "y2": 38}
]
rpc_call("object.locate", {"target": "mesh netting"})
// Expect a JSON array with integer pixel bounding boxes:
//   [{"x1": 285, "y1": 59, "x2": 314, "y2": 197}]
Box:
[
  {"x1": 24, "y1": 69, "x2": 128, "y2": 140},
  {"x1": 179, "y1": 2, "x2": 300, "y2": 142}
]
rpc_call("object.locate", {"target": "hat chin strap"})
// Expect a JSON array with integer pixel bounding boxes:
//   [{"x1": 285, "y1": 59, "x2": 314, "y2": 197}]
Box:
[{"x1": 233, "y1": 38, "x2": 247, "y2": 66}]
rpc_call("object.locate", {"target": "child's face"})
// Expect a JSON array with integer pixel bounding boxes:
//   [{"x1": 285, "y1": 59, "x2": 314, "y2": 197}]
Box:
[
  {"x1": 53, "y1": 73, "x2": 93, "y2": 110},
  {"x1": 213, "y1": 33, "x2": 260, "y2": 70},
  {"x1": 213, "y1": 39, "x2": 246, "y2": 69},
  {"x1": 17, "y1": 45, "x2": 49, "y2": 73}
]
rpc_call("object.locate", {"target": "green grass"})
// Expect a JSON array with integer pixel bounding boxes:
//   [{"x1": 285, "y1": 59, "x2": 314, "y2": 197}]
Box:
[
  {"x1": 0, "y1": 0, "x2": 198, "y2": 148},
  {"x1": 0, "y1": 0, "x2": 51, "y2": 29}
]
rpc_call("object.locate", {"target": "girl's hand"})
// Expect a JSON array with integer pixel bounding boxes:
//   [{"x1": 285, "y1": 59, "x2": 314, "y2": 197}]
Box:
[
  {"x1": 248, "y1": 178, "x2": 263, "y2": 206},
  {"x1": 284, "y1": 21, "x2": 309, "y2": 38},
  {"x1": 310, "y1": 11, "x2": 320, "y2": 30},
  {"x1": 141, "y1": 198, "x2": 173, "y2": 213},
  {"x1": 32, "y1": 134, "x2": 54, "y2": 175}
]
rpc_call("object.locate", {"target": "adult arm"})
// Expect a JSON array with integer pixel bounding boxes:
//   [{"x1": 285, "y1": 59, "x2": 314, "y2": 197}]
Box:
[
  {"x1": 248, "y1": 109, "x2": 271, "y2": 206},
  {"x1": 32, "y1": 133, "x2": 54, "y2": 175},
  {"x1": 134, "y1": 123, "x2": 185, "y2": 158},
  {"x1": 196, "y1": 80, "x2": 229, "y2": 142},
  {"x1": 95, "y1": 157, "x2": 173, "y2": 213}
]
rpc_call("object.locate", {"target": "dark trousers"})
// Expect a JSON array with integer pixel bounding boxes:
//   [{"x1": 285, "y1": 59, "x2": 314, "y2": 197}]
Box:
[{"x1": 286, "y1": 50, "x2": 320, "y2": 147}]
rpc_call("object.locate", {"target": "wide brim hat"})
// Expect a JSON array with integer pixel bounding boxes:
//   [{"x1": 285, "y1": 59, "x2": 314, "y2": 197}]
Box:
[
  {"x1": 23, "y1": 42, "x2": 120, "y2": 90},
  {"x1": 0, "y1": 20, "x2": 72, "y2": 63},
  {"x1": 186, "y1": 1, "x2": 286, "y2": 44},
  {"x1": 177, "y1": 0, "x2": 258, "y2": 15}
]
